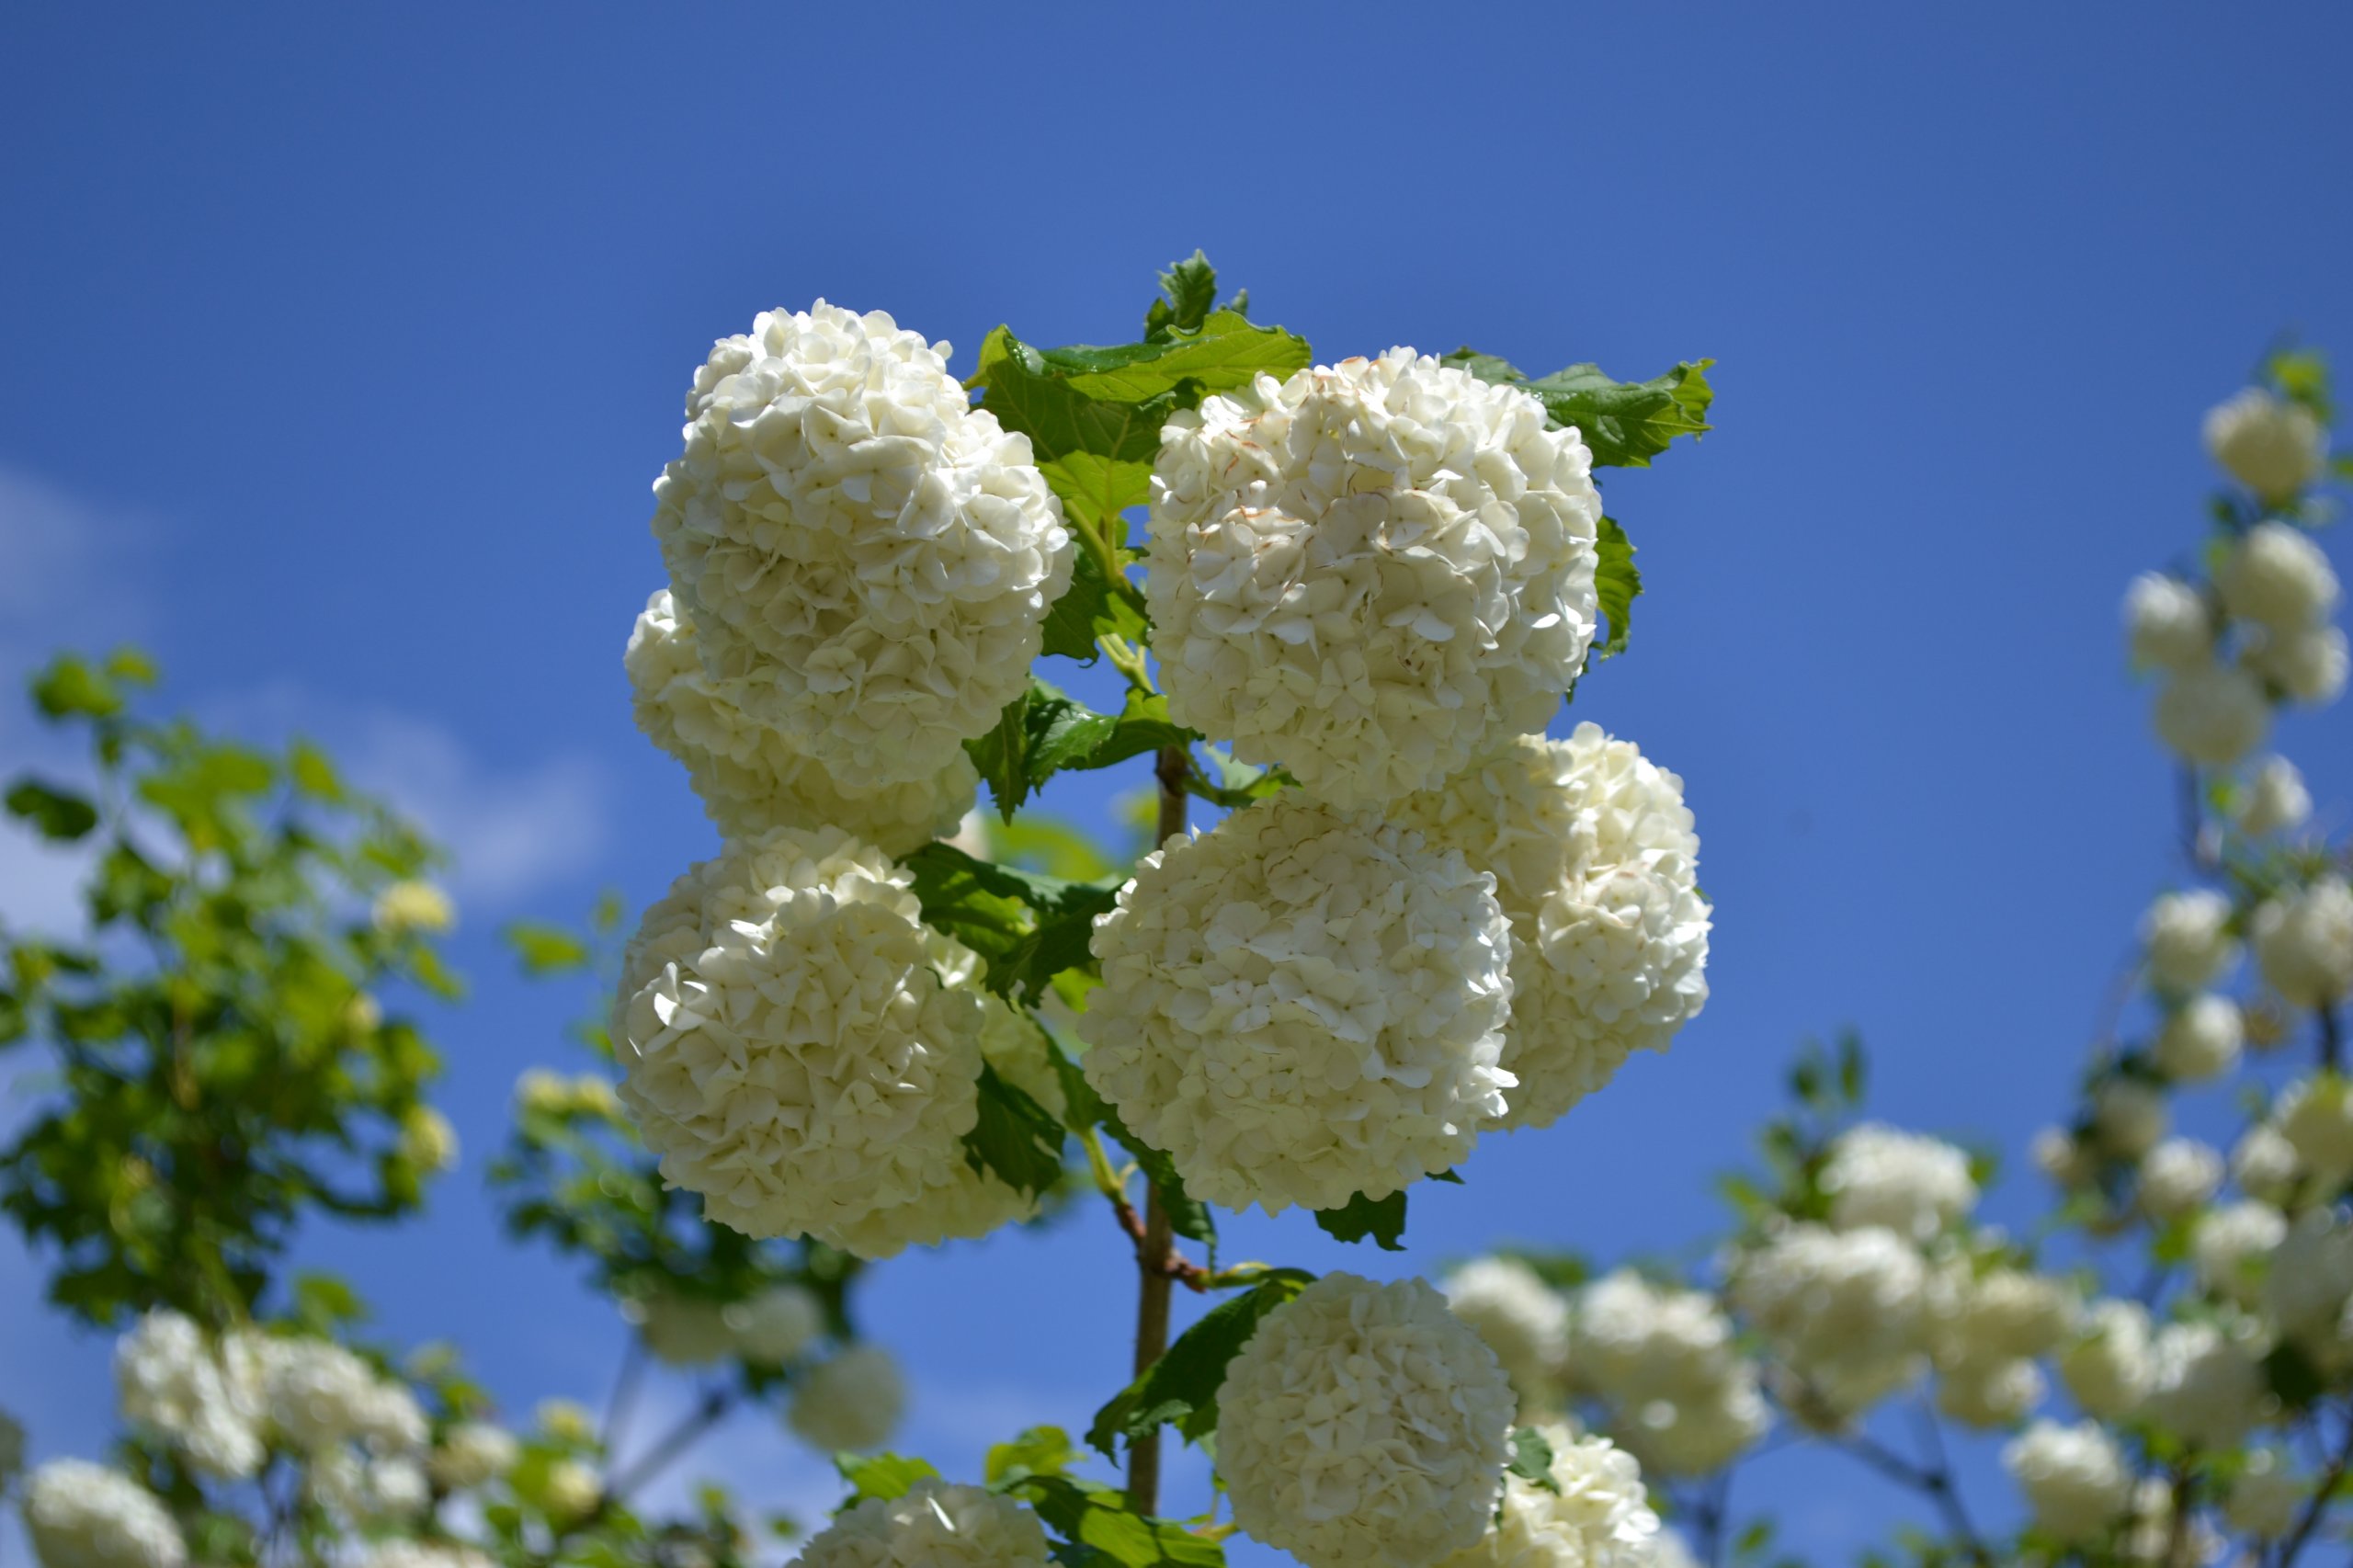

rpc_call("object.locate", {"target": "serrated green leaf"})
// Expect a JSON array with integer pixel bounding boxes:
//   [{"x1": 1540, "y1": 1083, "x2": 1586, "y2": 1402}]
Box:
[
  {"x1": 1033, "y1": 312, "x2": 1309, "y2": 404},
  {"x1": 1443, "y1": 350, "x2": 1714, "y2": 468},
  {"x1": 5, "y1": 778, "x2": 98, "y2": 842},
  {"x1": 29, "y1": 655, "x2": 123, "y2": 721},
  {"x1": 505, "y1": 921, "x2": 591, "y2": 978},
  {"x1": 967, "y1": 679, "x2": 1192, "y2": 821},
  {"x1": 1086, "y1": 1271, "x2": 1314, "y2": 1459},
  {"x1": 1004, "y1": 1474, "x2": 1224, "y2": 1567},
  {"x1": 1040, "y1": 550, "x2": 1152, "y2": 665},
  {"x1": 1154, "y1": 252, "x2": 1220, "y2": 337},
  {"x1": 962, "y1": 1064, "x2": 1068, "y2": 1199},
  {"x1": 900, "y1": 842, "x2": 1122, "y2": 1005},
  {"x1": 1507, "y1": 1427, "x2": 1563, "y2": 1494},
  {"x1": 833, "y1": 1451, "x2": 940, "y2": 1506},
  {"x1": 1592, "y1": 517, "x2": 1641, "y2": 661},
  {"x1": 1313, "y1": 1188, "x2": 1408, "y2": 1250},
  {"x1": 974, "y1": 328, "x2": 1176, "y2": 467}
]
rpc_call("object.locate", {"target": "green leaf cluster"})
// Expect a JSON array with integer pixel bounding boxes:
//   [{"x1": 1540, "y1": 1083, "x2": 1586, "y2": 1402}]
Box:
[{"x1": 1086, "y1": 1270, "x2": 1315, "y2": 1460}]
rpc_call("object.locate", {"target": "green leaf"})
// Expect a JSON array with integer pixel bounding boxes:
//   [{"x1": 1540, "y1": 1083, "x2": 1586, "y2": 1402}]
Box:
[
  {"x1": 1507, "y1": 1426, "x2": 1563, "y2": 1494},
  {"x1": 101, "y1": 647, "x2": 158, "y2": 688},
  {"x1": 5, "y1": 778, "x2": 98, "y2": 842},
  {"x1": 1043, "y1": 1038, "x2": 1214, "y2": 1248},
  {"x1": 962, "y1": 1063, "x2": 1068, "y2": 1199},
  {"x1": 1002, "y1": 1474, "x2": 1224, "y2": 1567},
  {"x1": 29, "y1": 654, "x2": 125, "y2": 721},
  {"x1": 1152, "y1": 251, "x2": 1220, "y2": 337},
  {"x1": 1443, "y1": 351, "x2": 1715, "y2": 469},
  {"x1": 967, "y1": 679, "x2": 1190, "y2": 822},
  {"x1": 833, "y1": 1451, "x2": 941, "y2": 1506},
  {"x1": 1313, "y1": 1188, "x2": 1408, "y2": 1251},
  {"x1": 290, "y1": 1271, "x2": 370, "y2": 1331},
  {"x1": 1591, "y1": 517, "x2": 1641, "y2": 661},
  {"x1": 984, "y1": 1426, "x2": 1081, "y2": 1487},
  {"x1": 287, "y1": 741, "x2": 346, "y2": 801},
  {"x1": 505, "y1": 922, "x2": 591, "y2": 978},
  {"x1": 1033, "y1": 312, "x2": 1310, "y2": 404},
  {"x1": 1040, "y1": 550, "x2": 1151, "y2": 665},
  {"x1": 2264, "y1": 1341, "x2": 2327, "y2": 1413},
  {"x1": 1040, "y1": 451, "x2": 1154, "y2": 535},
  {"x1": 1086, "y1": 1271, "x2": 1314, "y2": 1459},
  {"x1": 973, "y1": 328, "x2": 1177, "y2": 468},
  {"x1": 900, "y1": 842, "x2": 1123, "y2": 1005}
]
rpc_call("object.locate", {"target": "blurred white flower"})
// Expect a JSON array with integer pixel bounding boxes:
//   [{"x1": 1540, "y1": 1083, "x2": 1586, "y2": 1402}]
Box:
[
  {"x1": 2091, "y1": 1078, "x2": 2169, "y2": 1159},
  {"x1": 2057, "y1": 1300, "x2": 2154, "y2": 1419},
  {"x1": 2253, "y1": 878, "x2": 2353, "y2": 1010},
  {"x1": 785, "y1": 1345, "x2": 905, "y2": 1455},
  {"x1": 1438, "y1": 1426, "x2": 1658, "y2": 1568},
  {"x1": 2152, "y1": 994, "x2": 2243, "y2": 1082},
  {"x1": 2143, "y1": 1320, "x2": 2269, "y2": 1447},
  {"x1": 2141, "y1": 890, "x2": 2238, "y2": 997},
  {"x1": 114, "y1": 1311, "x2": 263, "y2": 1480},
  {"x1": 2277, "y1": 1074, "x2": 2353, "y2": 1178},
  {"x1": 2003, "y1": 1420, "x2": 2133, "y2": 1544},
  {"x1": 2219, "y1": 520, "x2": 2340, "y2": 632},
  {"x1": 372, "y1": 881, "x2": 454, "y2": 935},
  {"x1": 2223, "y1": 1448, "x2": 2303, "y2": 1539},
  {"x1": 1820, "y1": 1123, "x2": 1976, "y2": 1241},
  {"x1": 2247, "y1": 623, "x2": 2350, "y2": 707},
  {"x1": 428, "y1": 1423, "x2": 519, "y2": 1490},
  {"x1": 2137, "y1": 1137, "x2": 2222, "y2": 1221},
  {"x1": 2240, "y1": 756, "x2": 2313, "y2": 836},
  {"x1": 1442, "y1": 1257, "x2": 1568, "y2": 1407},
  {"x1": 2190, "y1": 1201, "x2": 2288, "y2": 1304},
  {"x1": 23, "y1": 1462, "x2": 184, "y2": 1568},
  {"x1": 1935, "y1": 1353, "x2": 2044, "y2": 1429},
  {"x1": 2154, "y1": 662, "x2": 2272, "y2": 767},
  {"x1": 2204, "y1": 387, "x2": 2328, "y2": 504},
  {"x1": 2123, "y1": 573, "x2": 2212, "y2": 672},
  {"x1": 792, "y1": 1481, "x2": 1050, "y2": 1568},
  {"x1": 725, "y1": 1284, "x2": 826, "y2": 1365},
  {"x1": 621, "y1": 1292, "x2": 736, "y2": 1367},
  {"x1": 2232, "y1": 1121, "x2": 2303, "y2": 1206}
]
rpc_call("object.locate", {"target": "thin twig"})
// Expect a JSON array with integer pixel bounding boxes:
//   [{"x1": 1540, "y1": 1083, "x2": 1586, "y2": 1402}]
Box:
[
  {"x1": 602, "y1": 1335, "x2": 645, "y2": 1455},
  {"x1": 2274, "y1": 1405, "x2": 2353, "y2": 1568},
  {"x1": 2319, "y1": 1003, "x2": 2343, "y2": 1075}
]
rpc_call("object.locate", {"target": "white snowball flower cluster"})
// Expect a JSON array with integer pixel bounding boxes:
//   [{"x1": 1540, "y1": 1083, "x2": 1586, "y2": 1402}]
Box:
[
  {"x1": 2247, "y1": 620, "x2": 2348, "y2": 706},
  {"x1": 1441, "y1": 1257, "x2": 1568, "y2": 1405},
  {"x1": 1731, "y1": 1224, "x2": 1928, "y2": 1422},
  {"x1": 251, "y1": 1335, "x2": 426, "y2": 1454},
  {"x1": 2152, "y1": 994, "x2": 2243, "y2": 1082},
  {"x1": 1574, "y1": 1270, "x2": 1768, "y2": 1476},
  {"x1": 1216, "y1": 1274, "x2": 1515, "y2": 1568},
  {"x1": 114, "y1": 1311, "x2": 264, "y2": 1480},
  {"x1": 2263, "y1": 1208, "x2": 2353, "y2": 1345},
  {"x1": 2002, "y1": 1420, "x2": 2134, "y2": 1544},
  {"x1": 1941, "y1": 1268, "x2": 2078, "y2": 1360},
  {"x1": 791, "y1": 1480, "x2": 1050, "y2": 1568},
  {"x1": 2143, "y1": 1320, "x2": 2270, "y2": 1447},
  {"x1": 2142, "y1": 890, "x2": 2238, "y2": 997},
  {"x1": 428, "y1": 1422, "x2": 519, "y2": 1490},
  {"x1": 2091, "y1": 1078, "x2": 2170, "y2": 1158},
  {"x1": 650, "y1": 302, "x2": 1072, "y2": 790},
  {"x1": 1438, "y1": 1427, "x2": 1659, "y2": 1568},
  {"x1": 2153, "y1": 663, "x2": 2271, "y2": 767},
  {"x1": 2222, "y1": 520, "x2": 2341, "y2": 631},
  {"x1": 23, "y1": 1461, "x2": 186, "y2": 1568},
  {"x1": 1936, "y1": 1354, "x2": 2045, "y2": 1429},
  {"x1": 2253, "y1": 877, "x2": 2353, "y2": 1008},
  {"x1": 2191, "y1": 1201, "x2": 2288, "y2": 1303},
  {"x1": 2058, "y1": 1299, "x2": 2154, "y2": 1419},
  {"x1": 1819, "y1": 1122, "x2": 1977, "y2": 1240},
  {"x1": 2240, "y1": 756, "x2": 2313, "y2": 835},
  {"x1": 2223, "y1": 1449, "x2": 2304, "y2": 1539},
  {"x1": 786, "y1": 1345, "x2": 905, "y2": 1455},
  {"x1": 621, "y1": 1290, "x2": 736, "y2": 1366},
  {"x1": 2206, "y1": 387, "x2": 2329, "y2": 501},
  {"x1": 542, "y1": 1459, "x2": 602, "y2": 1518},
  {"x1": 1082, "y1": 795, "x2": 1512, "y2": 1214},
  {"x1": 2233, "y1": 1122, "x2": 2303, "y2": 1207},
  {"x1": 613, "y1": 826, "x2": 989, "y2": 1250},
  {"x1": 2276, "y1": 1074, "x2": 2353, "y2": 1179},
  {"x1": 626, "y1": 588, "x2": 977, "y2": 851},
  {"x1": 1148, "y1": 348, "x2": 1600, "y2": 808},
  {"x1": 2137, "y1": 1138, "x2": 2223, "y2": 1221},
  {"x1": 726, "y1": 1283, "x2": 826, "y2": 1365},
  {"x1": 1392, "y1": 727, "x2": 1709, "y2": 1131},
  {"x1": 372, "y1": 880, "x2": 455, "y2": 935},
  {"x1": 2033, "y1": 1126, "x2": 2094, "y2": 1189},
  {"x1": 2123, "y1": 573, "x2": 2211, "y2": 672}
]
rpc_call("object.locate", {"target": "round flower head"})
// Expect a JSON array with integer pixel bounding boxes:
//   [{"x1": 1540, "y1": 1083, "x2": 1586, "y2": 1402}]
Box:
[
  {"x1": 2143, "y1": 1320, "x2": 2269, "y2": 1448},
  {"x1": 626, "y1": 589, "x2": 977, "y2": 851},
  {"x1": 24, "y1": 1462, "x2": 186, "y2": 1568},
  {"x1": 114, "y1": 1311, "x2": 264, "y2": 1480},
  {"x1": 1147, "y1": 349, "x2": 1600, "y2": 808},
  {"x1": 1612, "y1": 1374, "x2": 1770, "y2": 1478},
  {"x1": 2032, "y1": 1126, "x2": 2093, "y2": 1189},
  {"x1": 1080, "y1": 795, "x2": 1512, "y2": 1214},
  {"x1": 1935, "y1": 1354, "x2": 2045, "y2": 1429},
  {"x1": 2138, "y1": 1138, "x2": 2223, "y2": 1221},
  {"x1": 1216, "y1": 1274, "x2": 1515, "y2": 1568},
  {"x1": 1441, "y1": 1257, "x2": 1568, "y2": 1406},
  {"x1": 2240, "y1": 756, "x2": 2313, "y2": 836},
  {"x1": 542, "y1": 1459, "x2": 601, "y2": 1519},
  {"x1": 786, "y1": 1345, "x2": 905, "y2": 1455},
  {"x1": 398, "y1": 1106, "x2": 458, "y2": 1173},
  {"x1": 1574, "y1": 1270, "x2": 1745, "y2": 1407},
  {"x1": 612, "y1": 826, "x2": 987, "y2": 1247},
  {"x1": 1819, "y1": 1123, "x2": 1977, "y2": 1241},
  {"x1": 2090, "y1": 1078, "x2": 2168, "y2": 1159},
  {"x1": 792, "y1": 1481, "x2": 1050, "y2": 1568},
  {"x1": 2058, "y1": 1300, "x2": 2154, "y2": 1419},
  {"x1": 2190, "y1": 1201, "x2": 2287, "y2": 1303},
  {"x1": 429, "y1": 1423, "x2": 519, "y2": 1490},
  {"x1": 622, "y1": 1291, "x2": 736, "y2": 1367},
  {"x1": 1391, "y1": 727, "x2": 1709, "y2": 1131},
  {"x1": 1437, "y1": 1426, "x2": 1659, "y2": 1568},
  {"x1": 2142, "y1": 890, "x2": 2237, "y2": 997},
  {"x1": 2204, "y1": 387, "x2": 2329, "y2": 503},
  {"x1": 2263, "y1": 1208, "x2": 2353, "y2": 1345},
  {"x1": 2123, "y1": 573, "x2": 2211, "y2": 672},
  {"x1": 2221, "y1": 521, "x2": 2340, "y2": 632},
  {"x1": 1947, "y1": 1269, "x2": 2077, "y2": 1360},
  {"x1": 2003, "y1": 1420, "x2": 2133, "y2": 1544},
  {"x1": 1730, "y1": 1224, "x2": 1930, "y2": 1377},
  {"x1": 811, "y1": 994, "x2": 1051, "y2": 1257},
  {"x1": 650, "y1": 302, "x2": 1073, "y2": 790},
  {"x1": 2233, "y1": 1121, "x2": 2303, "y2": 1207},
  {"x1": 253, "y1": 1337, "x2": 425, "y2": 1453},
  {"x1": 2224, "y1": 1449, "x2": 2303, "y2": 1539},
  {"x1": 372, "y1": 881, "x2": 454, "y2": 935},
  {"x1": 2247, "y1": 623, "x2": 2348, "y2": 706},
  {"x1": 2154, "y1": 663, "x2": 2271, "y2": 767},
  {"x1": 2152, "y1": 994, "x2": 2244, "y2": 1082},
  {"x1": 2252, "y1": 877, "x2": 2353, "y2": 1009},
  {"x1": 726, "y1": 1283, "x2": 826, "y2": 1365},
  {"x1": 2278, "y1": 1073, "x2": 2353, "y2": 1178}
]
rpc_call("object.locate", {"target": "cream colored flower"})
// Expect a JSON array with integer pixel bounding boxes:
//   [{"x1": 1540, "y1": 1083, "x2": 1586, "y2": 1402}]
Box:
[
  {"x1": 2205, "y1": 387, "x2": 2328, "y2": 503},
  {"x1": 2154, "y1": 663, "x2": 2271, "y2": 767},
  {"x1": 1821, "y1": 1123, "x2": 1976, "y2": 1240},
  {"x1": 622, "y1": 1291, "x2": 736, "y2": 1367},
  {"x1": 2137, "y1": 1138, "x2": 2222, "y2": 1221},
  {"x1": 1936, "y1": 1354, "x2": 2044, "y2": 1429},
  {"x1": 2221, "y1": 521, "x2": 2339, "y2": 632},
  {"x1": 428, "y1": 1423, "x2": 519, "y2": 1490},
  {"x1": 2191, "y1": 1201, "x2": 2287, "y2": 1304},
  {"x1": 114, "y1": 1311, "x2": 263, "y2": 1480},
  {"x1": 23, "y1": 1461, "x2": 185, "y2": 1568},
  {"x1": 2277, "y1": 1074, "x2": 2353, "y2": 1178},
  {"x1": 2143, "y1": 1320, "x2": 2269, "y2": 1448},
  {"x1": 1442, "y1": 1257, "x2": 1568, "y2": 1406},
  {"x1": 2003, "y1": 1420, "x2": 2132, "y2": 1544},
  {"x1": 2240, "y1": 756, "x2": 2313, "y2": 835},
  {"x1": 1148, "y1": 349, "x2": 1599, "y2": 807},
  {"x1": 2123, "y1": 573, "x2": 2212, "y2": 672},
  {"x1": 372, "y1": 881, "x2": 454, "y2": 935},
  {"x1": 1392, "y1": 727, "x2": 1708, "y2": 1131},
  {"x1": 1217, "y1": 1274, "x2": 1515, "y2": 1568},
  {"x1": 1438, "y1": 1426, "x2": 1659, "y2": 1568},
  {"x1": 651, "y1": 302, "x2": 1071, "y2": 789},
  {"x1": 2253, "y1": 878, "x2": 2353, "y2": 1009},
  {"x1": 2057, "y1": 1300, "x2": 2153, "y2": 1419},
  {"x1": 2152, "y1": 994, "x2": 2243, "y2": 1082},
  {"x1": 791, "y1": 1481, "x2": 1050, "y2": 1567},
  {"x1": 2142, "y1": 890, "x2": 2237, "y2": 997},
  {"x1": 785, "y1": 1345, "x2": 905, "y2": 1455},
  {"x1": 626, "y1": 588, "x2": 976, "y2": 851},
  {"x1": 398, "y1": 1106, "x2": 459, "y2": 1173},
  {"x1": 612, "y1": 826, "x2": 986, "y2": 1248},
  {"x1": 1082, "y1": 795, "x2": 1512, "y2": 1214},
  {"x1": 725, "y1": 1284, "x2": 825, "y2": 1365},
  {"x1": 2247, "y1": 623, "x2": 2348, "y2": 706}
]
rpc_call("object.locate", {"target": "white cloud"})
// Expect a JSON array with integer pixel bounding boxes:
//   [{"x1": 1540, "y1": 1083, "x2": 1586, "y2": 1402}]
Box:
[{"x1": 0, "y1": 463, "x2": 154, "y2": 666}]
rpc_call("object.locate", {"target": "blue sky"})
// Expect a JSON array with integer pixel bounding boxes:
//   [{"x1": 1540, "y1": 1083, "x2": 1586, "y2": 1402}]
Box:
[{"x1": 4, "y1": 4, "x2": 2351, "y2": 1561}]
